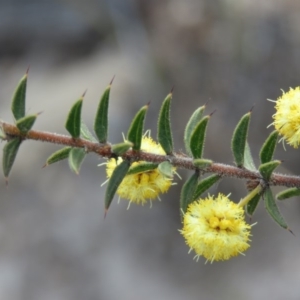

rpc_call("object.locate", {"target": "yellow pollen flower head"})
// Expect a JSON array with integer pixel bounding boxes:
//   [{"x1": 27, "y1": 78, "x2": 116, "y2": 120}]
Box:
[
  {"x1": 272, "y1": 87, "x2": 300, "y2": 148},
  {"x1": 106, "y1": 135, "x2": 174, "y2": 205},
  {"x1": 180, "y1": 193, "x2": 251, "y2": 262}
]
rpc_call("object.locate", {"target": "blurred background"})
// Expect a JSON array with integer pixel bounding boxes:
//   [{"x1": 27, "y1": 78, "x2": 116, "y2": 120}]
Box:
[{"x1": 0, "y1": 0, "x2": 300, "y2": 299}]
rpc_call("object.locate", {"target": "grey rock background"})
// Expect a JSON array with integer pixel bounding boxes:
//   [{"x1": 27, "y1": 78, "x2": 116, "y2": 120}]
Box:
[{"x1": 0, "y1": 0, "x2": 300, "y2": 299}]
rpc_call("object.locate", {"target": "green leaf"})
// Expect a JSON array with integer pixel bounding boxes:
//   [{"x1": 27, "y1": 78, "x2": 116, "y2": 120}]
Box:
[
  {"x1": 184, "y1": 106, "x2": 205, "y2": 156},
  {"x1": 157, "y1": 92, "x2": 173, "y2": 155},
  {"x1": 180, "y1": 172, "x2": 199, "y2": 215},
  {"x1": 111, "y1": 141, "x2": 133, "y2": 156},
  {"x1": 277, "y1": 188, "x2": 300, "y2": 201},
  {"x1": 190, "y1": 116, "x2": 209, "y2": 159},
  {"x1": 127, "y1": 162, "x2": 158, "y2": 175},
  {"x1": 193, "y1": 158, "x2": 213, "y2": 169},
  {"x1": 94, "y1": 84, "x2": 111, "y2": 143},
  {"x1": 259, "y1": 130, "x2": 279, "y2": 164},
  {"x1": 45, "y1": 147, "x2": 72, "y2": 166},
  {"x1": 81, "y1": 122, "x2": 97, "y2": 142},
  {"x1": 127, "y1": 104, "x2": 148, "y2": 151},
  {"x1": 68, "y1": 148, "x2": 86, "y2": 174},
  {"x1": 11, "y1": 72, "x2": 27, "y2": 120},
  {"x1": 259, "y1": 160, "x2": 281, "y2": 181},
  {"x1": 16, "y1": 114, "x2": 37, "y2": 133},
  {"x1": 244, "y1": 142, "x2": 256, "y2": 171},
  {"x1": 264, "y1": 187, "x2": 288, "y2": 230},
  {"x1": 2, "y1": 138, "x2": 22, "y2": 179},
  {"x1": 246, "y1": 194, "x2": 261, "y2": 217},
  {"x1": 65, "y1": 95, "x2": 84, "y2": 138},
  {"x1": 105, "y1": 160, "x2": 130, "y2": 212},
  {"x1": 231, "y1": 112, "x2": 251, "y2": 167},
  {"x1": 194, "y1": 174, "x2": 221, "y2": 200},
  {"x1": 158, "y1": 161, "x2": 173, "y2": 179}
]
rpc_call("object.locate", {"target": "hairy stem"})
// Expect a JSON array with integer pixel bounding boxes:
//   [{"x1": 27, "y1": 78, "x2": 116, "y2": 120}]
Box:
[{"x1": 1, "y1": 121, "x2": 300, "y2": 188}]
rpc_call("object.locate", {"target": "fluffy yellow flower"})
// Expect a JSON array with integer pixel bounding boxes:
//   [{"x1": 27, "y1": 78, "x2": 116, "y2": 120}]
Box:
[
  {"x1": 272, "y1": 87, "x2": 300, "y2": 148},
  {"x1": 106, "y1": 136, "x2": 174, "y2": 205},
  {"x1": 180, "y1": 193, "x2": 251, "y2": 262}
]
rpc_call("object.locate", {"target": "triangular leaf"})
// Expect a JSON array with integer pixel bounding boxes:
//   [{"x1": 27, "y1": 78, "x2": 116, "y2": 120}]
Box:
[
  {"x1": 259, "y1": 160, "x2": 281, "y2": 181},
  {"x1": 244, "y1": 142, "x2": 256, "y2": 171},
  {"x1": 11, "y1": 73, "x2": 27, "y2": 121},
  {"x1": 193, "y1": 158, "x2": 213, "y2": 169},
  {"x1": 194, "y1": 174, "x2": 221, "y2": 200},
  {"x1": 264, "y1": 187, "x2": 288, "y2": 230},
  {"x1": 246, "y1": 194, "x2": 261, "y2": 217},
  {"x1": 111, "y1": 141, "x2": 133, "y2": 156},
  {"x1": 180, "y1": 172, "x2": 199, "y2": 216},
  {"x1": 184, "y1": 106, "x2": 205, "y2": 156},
  {"x1": 157, "y1": 93, "x2": 173, "y2": 155},
  {"x1": 16, "y1": 114, "x2": 37, "y2": 133},
  {"x1": 190, "y1": 116, "x2": 209, "y2": 159},
  {"x1": 45, "y1": 147, "x2": 72, "y2": 166},
  {"x1": 127, "y1": 162, "x2": 158, "y2": 175},
  {"x1": 231, "y1": 112, "x2": 251, "y2": 167},
  {"x1": 259, "y1": 130, "x2": 279, "y2": 164},
  {"x1": 127, "y1": 104, "x2": 148, "y2": 151},
  {"x1": 65, "y1": 95, "x2": 83, "y2": 138},
  {"x1": 277, "y1": 188, "x2": 300, "y2": 201},
  {"x1": 68, "y1": 148, "x2": 86, "y2": 174},
  {"x1": 105, "y1": 160, "x2": 130, "y2": 211},
  {"x1": 81, "y1": 122, "x2": 97, "y2": 142},
  {"x1": 2, "y1": 138, "x2": 22, "y2": 179},
  {"x1": 158, "y1": 161, "x2": 173, "y2": 179},
  {"x1": 94, "y1": 84, "x2": 111, "y2": 143}
]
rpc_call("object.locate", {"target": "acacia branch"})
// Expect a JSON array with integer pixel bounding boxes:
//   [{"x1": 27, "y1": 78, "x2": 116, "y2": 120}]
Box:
[{"x1": 1, "y1": 121, "x2": 300, "y2": 188}]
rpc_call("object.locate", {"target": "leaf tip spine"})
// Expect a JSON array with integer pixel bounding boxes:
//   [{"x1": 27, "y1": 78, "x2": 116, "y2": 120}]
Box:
[
  {"x1": 109, "y1": 75, "x2": 116, "y2": 86},
  {"x1": 82, "y1": 89, "x2": 87, "y2": 98}
]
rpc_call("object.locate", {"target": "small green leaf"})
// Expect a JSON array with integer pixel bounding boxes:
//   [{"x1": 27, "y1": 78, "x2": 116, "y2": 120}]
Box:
[
  {"x1": 264, "y1": 187, "x2": 288, "y2": 230},
  {"x1": 94, "y1": 84, "x2": 111, "y2": 143},
  {"x1": 277, "y1": 188, "x2": 300, "y2": 200},
  {"x1": 246, "y1": 194, "x2": 261, "y2": 217},
  {"x1": 45, "y1": 147, "x2": 72, "y2": 166},
  {"x1": 184, "y1": 106, "x2": 205, "y2": 156},
  {"x1": 180, "y1": 172, "x2": 199, "y2": 215},
  {"x1": 157, "y1": 93, "x2": 173, "y2": 155},
  {"x1": 259, "y1": 160, "x2": 281, "y2": 181},
  {"x1": 2, "y1": 138, "x2": 22, "y2": 179},
  {"x1": 81, "y1": 122, "x2": 97, "y2": 142},
  {"x1": 111, "y1": 141, "x2": 133, "y2": 156},
  {"x1": 65, "y1": 95, "x2": 84, "y2": 138},
  {"x1": 11, "y1": 72, "x2": 27, "y2": 120},
  {"x1": 259, "y1": 130, "x2": 279, "y2": 164},
  {"x1": 16, "y1": 114, "x2": 37, "y2": 133},
  {"x1": 231, "y1": 112, "x2": 251, "y2": 167},
  {"x1": 68, "y1": 148, "x2": 86, "y2": 174},
  {"x1": 194, "y1": 174, "x2": 221, "y2": 200},
  {"x1": 105, "y1": 160, "x2": 130, "y2": 211},
  {"x1": 127, "y1": 162, "x2": 158, "y2": 175},
  {"x1": 190, "y1": 116, "x2": 209, "y2": 159},
  {"x1": 193, "y1": 158, "x2": 213, "y2": 169},
  {"x1": 244, "y1": 142, "x2": 256, "y2": 171},
  {"x1": 127, "y1": 104, "x2": 148, "y2": 151},
  {"x1": 158, "y1": 161, "x2": 173, "y2": 178}
]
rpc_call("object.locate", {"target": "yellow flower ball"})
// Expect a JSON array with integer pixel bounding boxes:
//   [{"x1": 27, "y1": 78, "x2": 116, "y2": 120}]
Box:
[
  {"x1": 180, "y1": 193, "x2": 251, "y2": 262},
  {"x1": 272, "y1": 87, "x2": 300, "y2": 148},
  {"x1": 106, "y1": 136, "x2": 174, "y2": 205}
]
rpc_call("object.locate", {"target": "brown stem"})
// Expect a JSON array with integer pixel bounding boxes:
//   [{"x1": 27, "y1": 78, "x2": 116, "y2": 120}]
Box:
[{"x1": 1, "y1": 121, "x2": 300, "y2": 188}]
